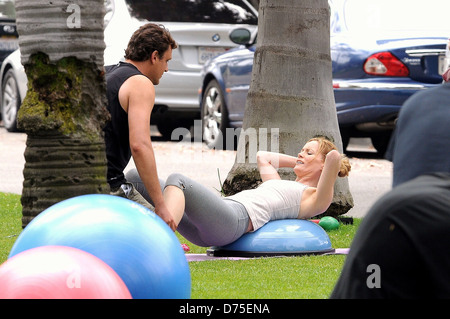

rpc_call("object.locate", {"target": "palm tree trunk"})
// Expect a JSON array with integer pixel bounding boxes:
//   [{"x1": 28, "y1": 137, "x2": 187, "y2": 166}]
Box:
[
  {"x1": 223, "y1": 0, "x2": 353, "y2": 216},
  {"x1": 15, "y1": 0, "x2": 109, "y2": 226}
]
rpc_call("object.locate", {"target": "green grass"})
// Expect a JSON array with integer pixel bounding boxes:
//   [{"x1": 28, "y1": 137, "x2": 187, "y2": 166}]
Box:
[
  {"x1": 0, "y1": 193, "x2": 22, "y2": 263},
  {"x1": 188, "y1": 256, "x2": 346, "y2": 298},
  {"x1": 0, "y1": 192, "x2": 360, "y2": 299}
]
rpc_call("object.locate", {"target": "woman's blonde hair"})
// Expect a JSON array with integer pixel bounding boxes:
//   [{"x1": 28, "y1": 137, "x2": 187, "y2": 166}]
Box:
[{"x1": 308, "y1": 137, "x2": 351, "y2": 177}]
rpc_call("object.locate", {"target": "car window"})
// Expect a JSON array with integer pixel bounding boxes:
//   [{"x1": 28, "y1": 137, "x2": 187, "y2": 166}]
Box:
[{"x1": 125, "y1": 0, "x2": 258, "y2": 24}]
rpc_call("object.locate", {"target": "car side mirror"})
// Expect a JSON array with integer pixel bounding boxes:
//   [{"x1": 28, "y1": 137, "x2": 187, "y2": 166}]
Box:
[{"x1": 229, "y1": 28, "x2": 252, "y2": 45}]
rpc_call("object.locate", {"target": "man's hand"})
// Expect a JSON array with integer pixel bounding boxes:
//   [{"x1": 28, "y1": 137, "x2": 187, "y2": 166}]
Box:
[{"x1": 155, "y1": 205, "x2": 177, "y2": 232}]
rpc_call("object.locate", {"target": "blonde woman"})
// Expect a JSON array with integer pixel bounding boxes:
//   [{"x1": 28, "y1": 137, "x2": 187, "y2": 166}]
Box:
[{"x1": 161, "y1": 137, "x2": 351, "y2": 247}]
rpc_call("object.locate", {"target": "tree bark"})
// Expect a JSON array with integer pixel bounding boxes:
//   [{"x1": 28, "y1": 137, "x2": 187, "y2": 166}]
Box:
[
  {"x1": 15, "y1": 0, "x2": 109, "y2": 226},
  {"x1": 223, "y1": 0, "x2": 353, "y2": 216}
]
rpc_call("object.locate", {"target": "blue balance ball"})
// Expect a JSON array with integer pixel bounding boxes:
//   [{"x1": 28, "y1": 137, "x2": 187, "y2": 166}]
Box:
[
  {"x1": 9, "y1": 194, "x2": 191, "y2": 299},
  {"x1": 208, "y1": 219, "x2": 333, "y2": 257}
]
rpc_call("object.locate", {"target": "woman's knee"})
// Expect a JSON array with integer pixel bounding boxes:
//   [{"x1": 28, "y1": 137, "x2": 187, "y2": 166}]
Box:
[{"x1": 165, "y1": 173, "x2": 189, "y2": 190}]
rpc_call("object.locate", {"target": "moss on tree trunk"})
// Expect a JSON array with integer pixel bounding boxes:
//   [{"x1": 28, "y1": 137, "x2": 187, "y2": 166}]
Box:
[{"x1": 18, "y1": 53, "x2": 110, "y2": 227}]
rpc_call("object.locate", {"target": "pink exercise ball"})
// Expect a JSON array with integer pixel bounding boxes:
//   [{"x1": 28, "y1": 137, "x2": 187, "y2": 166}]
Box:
[{"x1": 0, "y1": 246, "x2": 131, "y2": 299}]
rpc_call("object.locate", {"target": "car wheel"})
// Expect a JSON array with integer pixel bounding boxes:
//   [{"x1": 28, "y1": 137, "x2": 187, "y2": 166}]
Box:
[
  {"x1": 1, "y1": 69, "x2": 21, "y2": 132},
  {"x1": 201, "y1": 80, "x2": 228, "y2": 149}
]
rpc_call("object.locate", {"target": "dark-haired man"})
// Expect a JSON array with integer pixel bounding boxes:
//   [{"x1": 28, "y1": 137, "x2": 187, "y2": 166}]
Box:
[{"x1": 104, "y1": 23, "x2": 178, "y2": 230}]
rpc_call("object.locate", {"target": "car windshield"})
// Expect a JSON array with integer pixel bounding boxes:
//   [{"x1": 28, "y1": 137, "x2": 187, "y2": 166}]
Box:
[
  {"x1": 334, "y1": 0, "x2": 450, "y2": 35},
  {"x1": 0, "y1": 0, "x2": 15, "y2": 19},
  {"x1": 125, "y1": 0, "x2": 258, "y2": 24}
]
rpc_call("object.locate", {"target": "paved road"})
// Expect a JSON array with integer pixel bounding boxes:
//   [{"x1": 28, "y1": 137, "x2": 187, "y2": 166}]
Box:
[{"x1": 0, "y1": 126, "x2": 393, "y2": 218}]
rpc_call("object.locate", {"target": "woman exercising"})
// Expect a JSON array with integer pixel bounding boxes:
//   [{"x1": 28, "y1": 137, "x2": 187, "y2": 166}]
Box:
[{"x1": 157, "y1": 137, "x2": 351, "y2": 247}]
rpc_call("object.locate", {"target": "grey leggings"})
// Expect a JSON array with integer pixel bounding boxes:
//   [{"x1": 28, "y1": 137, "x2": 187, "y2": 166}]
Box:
[{"x1": 125, "y1": 169, "x2": 250, "y2": 247}]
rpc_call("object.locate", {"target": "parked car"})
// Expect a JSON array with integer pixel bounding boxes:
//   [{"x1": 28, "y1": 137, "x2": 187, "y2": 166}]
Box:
[
  {"x1": 0, "y1": 49, "x2": 25, "y2": 132},
  {"x1": 0, "y1": 0, "x2": 258, "y2": 133},
  {"x1": 200, "y1": 0, "x2": 450, "y2": 153},
  {"x1": 0, "y1": 0, "x2": 18, "y2": 64},
  {"x1": 0, "y1": 0, "x2": 19, "y2": 131}
]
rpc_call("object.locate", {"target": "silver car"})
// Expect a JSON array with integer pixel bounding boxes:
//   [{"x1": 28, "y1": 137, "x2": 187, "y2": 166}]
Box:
[
  {"x1": 0, "y1": 49, "x2": 25, "y2": 132},
  {"x1": 0, "y1": 0, "x2": 258, "y2": 134}
]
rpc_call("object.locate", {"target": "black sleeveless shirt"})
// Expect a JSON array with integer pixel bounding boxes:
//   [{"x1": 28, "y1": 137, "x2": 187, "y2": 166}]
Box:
[{"x1": 104, "y1": 62, "x2": 143, "y2": 189}]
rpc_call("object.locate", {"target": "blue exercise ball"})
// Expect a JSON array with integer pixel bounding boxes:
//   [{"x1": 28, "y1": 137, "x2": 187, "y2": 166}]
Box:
[
  {"x1": 9, "y1": 194, "x2": 191, "y2": 299},
  {"x1": 209, "y1": 219, "x2": 333, "y2": 257}
]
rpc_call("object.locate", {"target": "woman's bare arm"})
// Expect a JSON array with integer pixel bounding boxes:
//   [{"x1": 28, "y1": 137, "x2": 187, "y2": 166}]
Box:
[
  {"x1": 256, "y1": 151, "x2": 297, "y2": 182},
  {"x1": 300, "y1": 150, "x2": 341, "y2": 218}
]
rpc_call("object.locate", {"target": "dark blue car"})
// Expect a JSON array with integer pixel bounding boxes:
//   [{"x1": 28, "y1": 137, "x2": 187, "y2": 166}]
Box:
[{"x1": 200, "y1": 0, "x2": 450, "y2": 153}]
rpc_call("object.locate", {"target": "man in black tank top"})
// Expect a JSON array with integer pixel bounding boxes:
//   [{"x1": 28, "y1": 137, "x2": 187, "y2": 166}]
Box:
[{"x1": 103, "y1": 23, "x2": 179, "y2": 230}]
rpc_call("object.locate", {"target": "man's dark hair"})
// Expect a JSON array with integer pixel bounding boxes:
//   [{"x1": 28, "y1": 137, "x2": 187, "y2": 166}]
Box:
[{"x1": 125, "y1": 23, "x2": 177, "y2": 61}]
